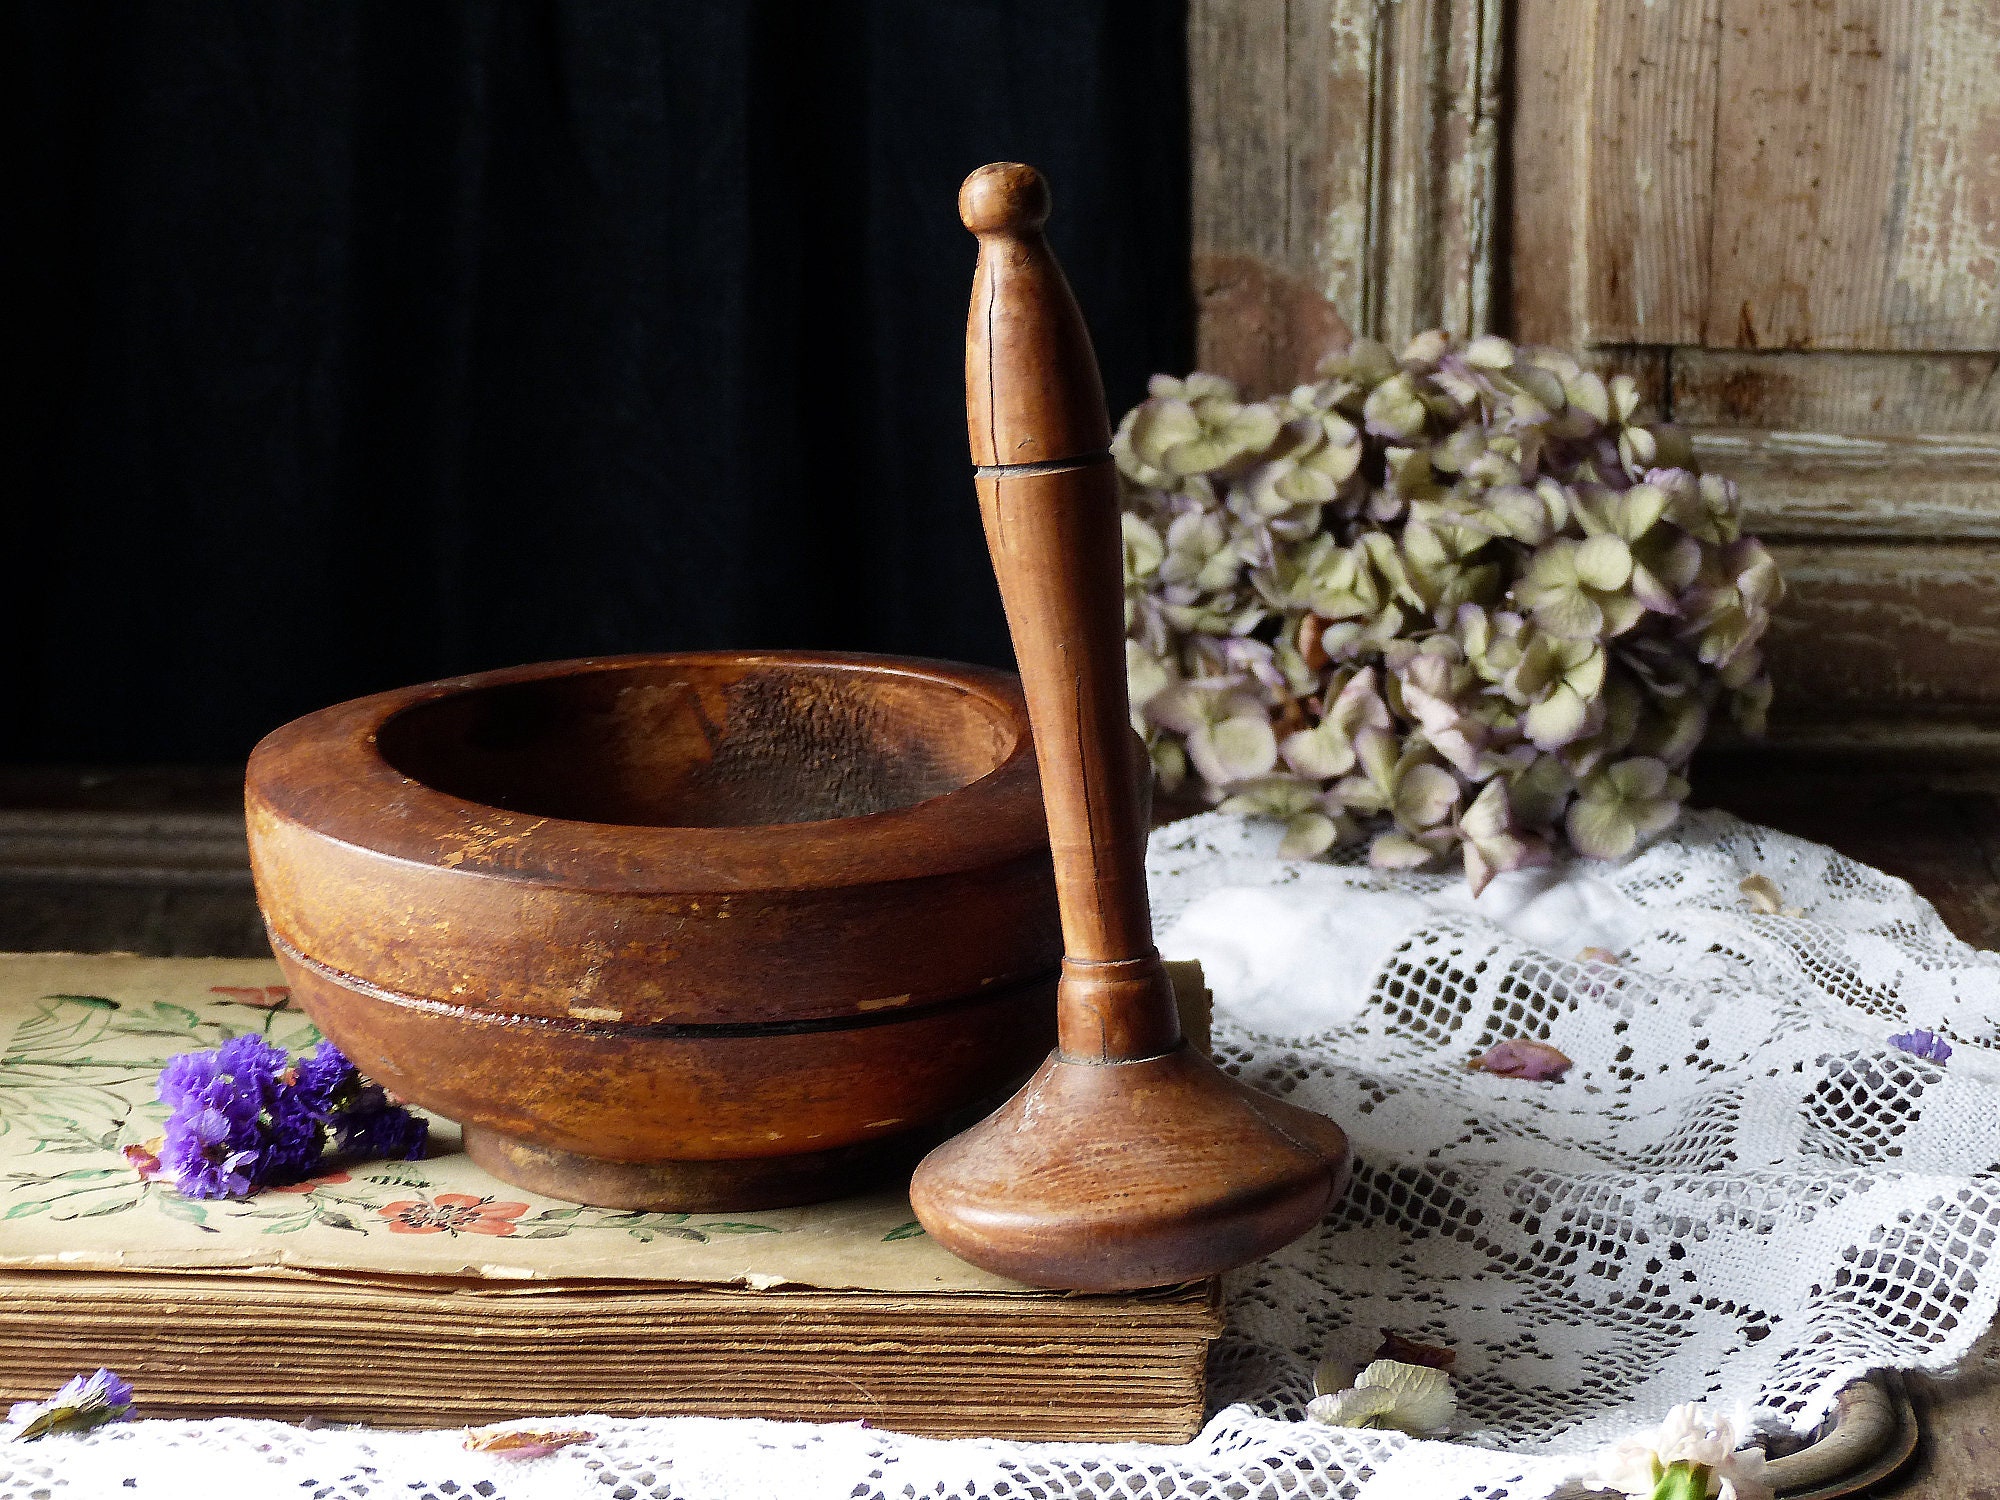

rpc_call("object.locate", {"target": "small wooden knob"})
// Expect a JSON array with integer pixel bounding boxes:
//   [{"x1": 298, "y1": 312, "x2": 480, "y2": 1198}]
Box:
[{"x1": 960, "y1": 163, "x2": 1051, "y2": 236}]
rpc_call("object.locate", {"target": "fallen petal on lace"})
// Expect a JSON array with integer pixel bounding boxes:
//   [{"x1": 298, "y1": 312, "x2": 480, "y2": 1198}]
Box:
[{"x1": 1471, "y1": 1038, "x2": 1574, "y2": 1081}]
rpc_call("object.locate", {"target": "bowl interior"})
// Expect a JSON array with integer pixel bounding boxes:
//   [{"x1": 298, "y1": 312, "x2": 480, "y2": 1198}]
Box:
[{"x1": 375, "y1": 659, "x2": 1019, "y2": 828}]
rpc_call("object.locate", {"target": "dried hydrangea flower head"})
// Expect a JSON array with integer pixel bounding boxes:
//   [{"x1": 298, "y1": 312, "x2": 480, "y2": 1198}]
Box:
[{"x1": 1117, "y1": 333, "x2": 1781, "y2": 891}]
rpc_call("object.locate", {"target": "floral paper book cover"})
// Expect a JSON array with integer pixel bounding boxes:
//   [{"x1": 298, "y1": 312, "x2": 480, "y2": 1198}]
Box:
[{"x1": 0, "y1": 954, "x2": 1017, "y2": 1294}]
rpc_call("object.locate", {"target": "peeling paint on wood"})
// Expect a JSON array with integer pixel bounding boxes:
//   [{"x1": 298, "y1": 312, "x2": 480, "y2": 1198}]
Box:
[
  {"x1": 1767, "y1": 541, "x2": 2000, "y2": 716},
  {"x1": 1190, "y1": 0, "x2": 1499, "y2": 370},
  {"x1": 1709, "y1": 0, "x2": 2000, "y2": 352},
  {"x1": 1191, "y1": 253, "x2": 1350, "y2": 396},
  {"x1": 1672, "y1": 350, "x2": 2000, "y2": 433},
  {"x1": 1697, "y1": 430, "x2": 2000, "y2": 539}
]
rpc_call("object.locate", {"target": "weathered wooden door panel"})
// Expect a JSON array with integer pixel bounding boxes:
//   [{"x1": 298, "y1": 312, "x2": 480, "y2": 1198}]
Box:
[
  {"x1": 1710, "y1": 0, "x2": 2000, "y2": 354},
  {"x1": 1192, "y1": 0, "x2": 2000, "y2": 755}
]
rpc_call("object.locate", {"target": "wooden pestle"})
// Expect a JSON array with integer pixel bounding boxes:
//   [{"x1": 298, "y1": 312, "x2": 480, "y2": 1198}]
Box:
[{"x1": 908, "y1": 164, "x2": 1353, "y2": 1292}]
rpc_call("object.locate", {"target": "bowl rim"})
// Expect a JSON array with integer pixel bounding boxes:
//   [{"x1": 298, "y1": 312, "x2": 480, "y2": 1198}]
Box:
[{"x1": 246, "y1": 650, "x2": 1050, "y2": 893}]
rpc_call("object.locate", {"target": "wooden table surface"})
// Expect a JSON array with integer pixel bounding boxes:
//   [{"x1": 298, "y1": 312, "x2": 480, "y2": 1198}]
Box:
[{"x1": 4, "y1": 759, "x2": 1998, "y2": 1491}]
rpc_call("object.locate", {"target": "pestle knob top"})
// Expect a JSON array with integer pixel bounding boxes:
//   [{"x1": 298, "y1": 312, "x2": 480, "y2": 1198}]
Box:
[{"x1": 960, "y1": 163, "x2": 1050, "y2": 236}]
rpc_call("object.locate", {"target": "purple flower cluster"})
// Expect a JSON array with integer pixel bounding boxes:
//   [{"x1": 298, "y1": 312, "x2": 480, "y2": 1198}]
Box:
[{"x1": 157, "y1": 1036, "x2": 426, "y2": 1199}]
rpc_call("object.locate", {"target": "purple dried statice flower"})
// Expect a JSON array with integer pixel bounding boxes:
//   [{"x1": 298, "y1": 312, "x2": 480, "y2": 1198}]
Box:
[
  {"x1": 6, "y1": 1368, "x2": 134, "y2": 1440},
  {"x1": 329, "y1": 1073, "x2": 429, "y2": 1162},
  {"x1": 159, "y1": 1104, "x2": 261, "y2": 1198},
  {"x1": 158, "y1": 1033, "x2": 282, "y2": 1121},
  {"x1": 261, "y1": 1088, "x2": 331, "y2": 1188},
  {"x1": 157, "y1": 1035, "x2": 291, "y2": 1198},
  {"x1": 292, "y1": 1038, "x2": 356, "y2": 1115},
  {"x1": 155, "y1": 1035, "x2": 425, "y2": 1198},
  {"x1": 1889, "y1": 1029, "x2": 1952, "y2": 1064}
]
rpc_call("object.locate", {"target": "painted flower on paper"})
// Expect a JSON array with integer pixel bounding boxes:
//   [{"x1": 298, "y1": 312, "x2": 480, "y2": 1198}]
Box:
[
  {"x1": 5, "y1": 1369, "x2": 134, "y2": 1441},
  {"x1": 379, "y1": 1193, "x2": 529, "y2": 1237},
  {"x1": 1889, "y1": 1029, "x2": 1952, "y2": 1064},
  {"x1": 1591, "y1": 1403, "x2": 1772, "y2": 1500},
  {"x1": 1307, "y1": 1358, "x2": 1456, "y2": 1435},
  {"x1": 1118, "y1": 334, "x2": 1779, "y2": 889}
]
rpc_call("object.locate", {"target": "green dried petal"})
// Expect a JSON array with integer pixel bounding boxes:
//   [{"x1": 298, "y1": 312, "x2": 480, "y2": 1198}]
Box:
[
  {"x1": 1402, "y1": 329, "x2": 1451, "y2": 367},
  {"x1": 1369, "y1": 829, "x2": 1448, "y2": 870},
  {"x1": 1567, "y1": 790, "x2": 1638, "y2": 860},
  {"x1": 1573, "y1": 534, "x2": 1633, "y2": 591},
  {"x1": 1394, "y1": 762, "x2": 1460, "y2": 830},
  {"x1": 1122, "y1": 513, "x2": 1165, "y2": 580},
  {"x1": 1278, "y1": 810, "x2": 1343, "y2": 859},
  {"x1": 1364, "y1": 375, "x2": 1430, "y2": 441},
  {"x1": 1609, "y1": 373, "x2": 1642, "y2": 423},
  {"x1": 1564, "y1": 370, "x2": 1611, "y2": 424},
  {"x1": 1463, "y1": 334, "x2": 1516, "y2": 370}
]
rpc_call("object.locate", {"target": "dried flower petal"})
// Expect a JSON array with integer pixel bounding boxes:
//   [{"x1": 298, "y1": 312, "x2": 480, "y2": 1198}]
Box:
[
  {"x1": 464, "y1": 1427, "x2": 596, "y2": 1460},
  {"x1": 6, "y1": 1369, "x2": 134, "y2": 1441},
  {"x1": 1372, "y1": 1330, "x2": 1457, "y2": 1371},
  {"x1": 1308, "y1": 1359, "x2": 1457, "y2": 1435},
  {"x1": 1888, "y1": 1029, "x2": 1953, "y2": 1064},
  {"x1": 1472, "y1": 1038, "x2": 1573, "y2": 1082},
  {"x1": 121, "y1": 1137, "x2": 167, "y2": 1182},
  {"x1": 1737, "y1": 874, "x2": 1803, "y2": 918}
]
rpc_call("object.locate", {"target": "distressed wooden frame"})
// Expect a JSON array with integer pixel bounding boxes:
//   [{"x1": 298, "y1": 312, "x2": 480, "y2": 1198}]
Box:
[{"x1": 1190, "y1": 0, "x2": 1502, "y2": 397}]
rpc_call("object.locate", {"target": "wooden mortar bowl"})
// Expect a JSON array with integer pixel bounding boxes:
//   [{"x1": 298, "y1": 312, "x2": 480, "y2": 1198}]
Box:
[{"x1": 246, "y1": 651, "x2": 1061, "y2": 1210}]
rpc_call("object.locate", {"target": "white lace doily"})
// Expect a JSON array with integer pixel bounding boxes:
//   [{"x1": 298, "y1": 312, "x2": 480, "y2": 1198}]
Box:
[{"x1": 9, "y1": 808, "x2": 2000, "y2": 1499}]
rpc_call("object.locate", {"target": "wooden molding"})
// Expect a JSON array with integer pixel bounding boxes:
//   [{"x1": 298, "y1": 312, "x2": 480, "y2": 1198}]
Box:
[
  {"x1": 0, "y1": 810, "x2": 250, "y2": 887},
  {"x1": 1695, "y1": 430, "x2": 2000, "y2": 541},
  {"x1": 1189, "y1": 0, "x2": 1501, "y2": 393},
  {"x1": 1364, "y1": 0, "x2": 1504, "y2": 345}
]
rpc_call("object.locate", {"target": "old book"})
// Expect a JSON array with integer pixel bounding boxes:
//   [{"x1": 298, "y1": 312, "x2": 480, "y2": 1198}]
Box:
[{"x1": 0, "y1": 955, "x2": 1220, "y2": 1441}]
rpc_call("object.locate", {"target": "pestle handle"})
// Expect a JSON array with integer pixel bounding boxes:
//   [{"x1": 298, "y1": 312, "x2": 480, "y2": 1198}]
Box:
[{"x1": 960, "y1": 163, "x2": 1180, "y2": 1063}]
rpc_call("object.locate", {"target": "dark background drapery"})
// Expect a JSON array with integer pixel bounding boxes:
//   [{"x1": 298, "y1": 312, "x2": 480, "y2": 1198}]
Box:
[{"x1": 0, "y1": 1, "x2": 1189, "y2": 764}]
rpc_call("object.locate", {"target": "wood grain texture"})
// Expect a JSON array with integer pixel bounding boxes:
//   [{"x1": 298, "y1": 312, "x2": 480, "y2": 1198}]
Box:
[
  {"x1": 1695, "y1": 431, "x2": 2000, "y2": 539},
  {"x1": 1189, "y1": 0, "x2": 1353, "y2": 393},
  {"x1": 278, "y1": 950, "x2": 1052, "y2": 1188},
  {"x1": 912, "y1": 164, "x2": 1350, "y2": 1293},
  {"x1": 1369, "y1": 0, "x2": 1503, "y2": 342},
  {"x1": 1188, "y1": 0, "x2": 1500, "y2": 385},
  {"x1": 1672, "y1": 349, "x2": 2000, "y2": 432},
  {"x1": 1764, "y1": 541, "x2": 2000, "y2": 721},
  {"x1": 1507, "y1": 0, "x2": 1590, "y2": 344},
  {"x1": 1708, "y1": 0, "x2": 2000, "y2": 352},
  {"x1": 1584, "y1": 0, "x2": 1722, "y2": 344},
  {"x1": 246, "y1": 650, "x2": 1063, "y2": 1209}
]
